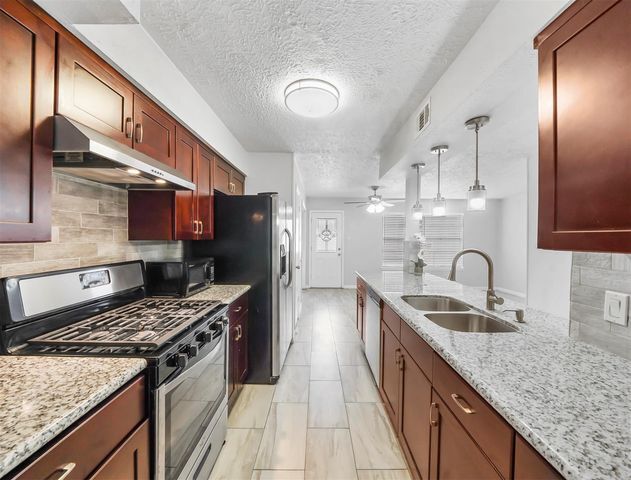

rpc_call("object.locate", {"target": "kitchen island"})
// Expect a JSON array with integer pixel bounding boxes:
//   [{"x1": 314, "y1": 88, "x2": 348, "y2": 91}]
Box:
[
  {"x1": 357, "y1": 270, "x2": 631, "y2": 480},
  {"x1": 0, "y1": 356, "x2": 146, "y2": 477}
]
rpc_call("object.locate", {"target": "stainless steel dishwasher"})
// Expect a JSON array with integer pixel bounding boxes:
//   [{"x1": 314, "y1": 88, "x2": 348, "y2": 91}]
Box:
[{"x1": 364, "y1": 288, "x2": 380, "y2": 383}]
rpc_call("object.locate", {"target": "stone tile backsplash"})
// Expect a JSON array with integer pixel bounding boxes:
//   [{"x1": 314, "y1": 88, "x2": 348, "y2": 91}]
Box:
[
  {"x1": 0, "y1": 174, "x2": 181, "y2": 278},
  {"x1": 570, "y1": 252, "x2": 631, "y2": 359}
]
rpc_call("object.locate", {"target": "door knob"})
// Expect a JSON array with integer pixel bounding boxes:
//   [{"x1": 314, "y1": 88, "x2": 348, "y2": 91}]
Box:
[{"x1": 296, "y1": 265, "x2": 301, "y2": 270}]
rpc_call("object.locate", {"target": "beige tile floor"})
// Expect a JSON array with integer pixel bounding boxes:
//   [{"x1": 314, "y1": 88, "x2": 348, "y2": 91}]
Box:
[{"x1": 209, "y1": 289, "x2": 411, "y2": 480}]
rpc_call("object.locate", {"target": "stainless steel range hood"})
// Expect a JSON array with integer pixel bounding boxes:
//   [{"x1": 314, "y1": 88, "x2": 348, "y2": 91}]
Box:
[{"x1": 53, "y1": 115, "x2": 195, "y2": 190}]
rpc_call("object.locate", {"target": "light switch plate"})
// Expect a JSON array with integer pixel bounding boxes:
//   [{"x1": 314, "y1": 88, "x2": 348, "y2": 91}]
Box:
[{"x1": 604, "y1": 291, "x2": 629, "y2": 326}]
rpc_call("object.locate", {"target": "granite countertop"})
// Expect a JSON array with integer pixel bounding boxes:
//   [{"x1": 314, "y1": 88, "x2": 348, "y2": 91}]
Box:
[
  {"x1": 357, "y1": 270, "x2": 631, "y2": 480},
  {"x1": 188, "y1": 284, "x2": 251, "y2": 304},
  {"x1": 0, "y1": 356, "x2": 146, "y2": 477}
]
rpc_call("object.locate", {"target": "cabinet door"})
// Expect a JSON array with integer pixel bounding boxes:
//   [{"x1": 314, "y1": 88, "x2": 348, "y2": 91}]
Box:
[
  {"x1": 536, "y1": 0, "x2": 631, "y2": 252},
  {"x1": 213, "y1": 157, "x2": 232, "y2": 195},
  {"x1": 379, "y1": 321, "x2": 400, "y2": 427},
  {"x1": 514, "y1": 435, "x2": 562, "y2": 480},
  {"x1": 228, "y1": 322, "x2": 238, "y2": 400},
  {"x1": 57, "y1": 34, "x2": 133, "y2": 146},
  {"x1": 197, "y1": 145, "x2": 214, "y2": 239},
  {"x1": 133, "y1": 95, "x2": 176, "y2": 168},
  {"x1": 231, "y1": 170, "x2": 245, "y2": 195},
  {"x1": 89, "y1": 421, "x2": 150, "y2": 480},
  {"x1": 0, "y1": 0, "x2": 54, "y2": 242},
  {"x1": 356, "y1": 291, "x2": 364, "y2": 340},
  {"x1": 174, "y1": 128, "x2": 196, "y2": 240},
  {"x1": 236, "y1": 314, "x2": 249, "y2": 384},
  {"x1": 429, "y1": 391, "x2": 502, "y2": 480},
  {"x1": 400, "y1": 351, "x2": 432, "y2": 480}
]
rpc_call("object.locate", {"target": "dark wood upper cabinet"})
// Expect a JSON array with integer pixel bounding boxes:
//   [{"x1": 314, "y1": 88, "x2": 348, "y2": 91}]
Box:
[
  {"x1": 535, "y1": 0, "x2": 631, "y2": 252},
  {"x1": 132, "y1": 95, "x2": 176, "y2": 168},
  {"x1": 57, "y1": 34, "x2": 134, "y2": 147},
  {"x1": 0, "y1": 0, "x2": 54, "y2": 243},
  {"x1": 174, "y1": 128, "x2": 197, "y2": 240},
  {"x1": 214, "y1": 156, "x2": 245, "y2": 195},
  {"x1": 429, "y1": 390, "x2": 502, "y2": 480},
  {"x1": 514, "y1": 435, "x2": 562, "y2": 480},
  {"x1": 214, "y1": 157, "x2": 232, "y2": 195},
  {"x1": 379, "y1": 320, "x2": 401, "y2": 427},
  {"x1": 197, "y1": 145, "x2": 214, "y2": 240}
]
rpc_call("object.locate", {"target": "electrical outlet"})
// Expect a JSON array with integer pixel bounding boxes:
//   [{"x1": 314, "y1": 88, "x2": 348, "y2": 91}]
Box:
[{"x1": 604, "y1": 291, "x2": 629, "y2": 326}]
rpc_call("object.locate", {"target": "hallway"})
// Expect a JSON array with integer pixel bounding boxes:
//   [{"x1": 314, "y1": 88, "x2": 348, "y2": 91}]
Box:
[{"x1": 209, "y1": 288, "x2": 411, "y2": 480}]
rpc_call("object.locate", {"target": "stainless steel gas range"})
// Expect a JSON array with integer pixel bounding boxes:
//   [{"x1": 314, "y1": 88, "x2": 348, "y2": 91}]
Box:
[{"x1": 0, "y1": 261, "x2": 228, "y2": 480}]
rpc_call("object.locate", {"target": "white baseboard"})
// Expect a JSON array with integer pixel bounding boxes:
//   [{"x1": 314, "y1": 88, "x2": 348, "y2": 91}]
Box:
[{"x1": 343, "y1": 284, "x2": 356, "y2": 289}]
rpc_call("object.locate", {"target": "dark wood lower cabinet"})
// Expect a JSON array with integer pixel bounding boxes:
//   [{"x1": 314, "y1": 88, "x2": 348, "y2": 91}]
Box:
[
  {"x1": 399, "y1": 351, "x2": 432, "y2": 480},
  {"x1": 13, "y1": 376, "x2": 147, "y2": 480},
  {"x1": 429, "y1": 390, "x2": 502, "y2": 480},
  {"x1": 89, "y1": 420, "x2": 150, "y2": 480},
  {"x1": 228, "y1": 293, "x2": 249, "y2": 408},
  {"x1": 379, "y1": 320, "x2": 400, "y2": 427},
  {"x1": 514, "y1": 435, "x2": 562, "y2": 480}
]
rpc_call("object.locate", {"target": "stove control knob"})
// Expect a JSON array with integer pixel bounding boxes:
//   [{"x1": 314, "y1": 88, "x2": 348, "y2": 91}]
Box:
[
  {"x1": 188, "y1": 344, "x2": 199, "y2": 358},
  {"x1": 209, "y1": 321, "x2": 224, "y2": 332},
  {"x1": 172, "y1": 353, "x2": 188, "y2": 369},
  {"x1": 197, "y1": 331, "x2": 213, "y2": 343}
]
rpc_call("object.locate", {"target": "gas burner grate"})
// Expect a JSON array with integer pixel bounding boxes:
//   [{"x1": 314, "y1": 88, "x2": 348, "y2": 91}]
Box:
[{"x1": 28, "y1": 298, "x2": 221, "y2": 349}]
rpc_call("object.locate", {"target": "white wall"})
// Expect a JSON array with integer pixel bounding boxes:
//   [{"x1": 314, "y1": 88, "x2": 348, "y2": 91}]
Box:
[
  {"x1": 495, "y1": 192, "x2": 527, "y2": 299},
  {"x1": 305, "y1": 198, "x2": 405, "y2": 288}
]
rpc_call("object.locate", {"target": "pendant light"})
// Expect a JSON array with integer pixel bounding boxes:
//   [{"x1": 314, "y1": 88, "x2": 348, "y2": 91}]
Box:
[
  {"x1": 430, "y1": 145, "x2": 448, "y2": 216},
  {"x1": 411, "y1": 162, "x2": 426, "y2": 220},
  {"x1": 465, "y1": 116, "x2": 489, "y2": 211}
]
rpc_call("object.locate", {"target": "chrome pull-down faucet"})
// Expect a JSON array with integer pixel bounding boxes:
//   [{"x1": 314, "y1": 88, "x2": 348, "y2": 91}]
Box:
[{"x1": 448, "y1": 248, "x2": 505, "y2": 311}]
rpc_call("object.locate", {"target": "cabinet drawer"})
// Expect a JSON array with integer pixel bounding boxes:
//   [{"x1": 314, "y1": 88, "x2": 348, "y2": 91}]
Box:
[
  {"x1": 382, "y1": 303, "x2": 400, "y2": 339},
  {"x1": 432, "y1": 355, "x2": 513, "y2": 479},
  {"x1": 14, "y1": 376, "x2": 146, "y2": 480},
  {"x1": 228, "y1": 293, "x2": 248, "y2": 324},
  {"x1": 89, "y1": 420, "x2": 150, "y2": 480},
  {"x1": 400, "y1": 320, "x2": 433, "y2": 381}
]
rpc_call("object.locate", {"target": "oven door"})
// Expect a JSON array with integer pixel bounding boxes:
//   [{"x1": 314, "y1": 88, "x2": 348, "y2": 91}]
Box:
[{"x1": 156, "y1": 329, "x2": 227, "y2": 480}]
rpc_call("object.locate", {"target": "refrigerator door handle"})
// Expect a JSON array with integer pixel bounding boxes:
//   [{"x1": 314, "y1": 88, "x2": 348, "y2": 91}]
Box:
[{"x1": 282, "y1": 228, "x2": 293, "y2": 288}]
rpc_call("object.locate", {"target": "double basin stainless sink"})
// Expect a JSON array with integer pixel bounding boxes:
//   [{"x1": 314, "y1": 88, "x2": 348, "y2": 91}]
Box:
[{"x1": 401, "y1": 295, "x2": 517, "y2": 333}]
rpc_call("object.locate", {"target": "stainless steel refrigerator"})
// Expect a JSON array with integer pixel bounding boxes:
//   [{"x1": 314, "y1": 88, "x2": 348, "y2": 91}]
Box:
[{"x1": 189, "y1": 193, "x2": 294, "y2": 383}]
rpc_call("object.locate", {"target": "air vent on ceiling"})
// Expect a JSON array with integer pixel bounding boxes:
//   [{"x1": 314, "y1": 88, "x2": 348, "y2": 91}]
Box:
[{"x1": 417, "y1": 99, "x2": 431, "y2": 134}]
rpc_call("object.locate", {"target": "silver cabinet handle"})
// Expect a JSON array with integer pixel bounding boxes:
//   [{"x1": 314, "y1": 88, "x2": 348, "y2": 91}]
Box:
[
  {"x1": 200, "y1": 220, "x2": 204, "y2": 233},
  {"x1": 451, "y1": 393, "x2": 476, "y2": 414},
  {"x1": 125, "y1": 117, "x2": 133, "y2": 138},
  {"x1": 135, "y1": 122, "x2": 143, "y2": 143},
  {"x1": 45, "y1": 462, "x2": 76, "y2": 480},
  {"x1": 233, "y1": 306, "x2": 243, "y2": 313}
]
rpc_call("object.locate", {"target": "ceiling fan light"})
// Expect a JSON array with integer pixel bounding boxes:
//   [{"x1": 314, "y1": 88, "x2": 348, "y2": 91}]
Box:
[
  {"x1": 375, "y1": 203, "x2": 385, "y2": 213},
  {"x1": 412, "y1": 201, "x2": 423, "y2": 220},
  {"x1": 467, "y1": 184, "x2": 487, "y2": 211},
  {"x1": 366, "y1": 204, "x2": 377, "y2": 213},
  {"x1": 284, "y1": 79, "x2": 339, "y2": 118},
  {"x1": 432, "y1": 195, "x2": 446, "y2": 216}
]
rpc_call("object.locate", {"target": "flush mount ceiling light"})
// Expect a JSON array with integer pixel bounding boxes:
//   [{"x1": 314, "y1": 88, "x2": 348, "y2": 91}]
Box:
[
  {"x1": 284, "y1": 79, "x2": 339, "y2": 118},
  {"x1": 411, "y1": 162, "x2": 426, "y2": 220},
  {"x1": 430, "y1": 145, "x2": 448, "y2": 216},
  {"x1": 465, "y1": 116, "x2": 490, "y2": 211}
]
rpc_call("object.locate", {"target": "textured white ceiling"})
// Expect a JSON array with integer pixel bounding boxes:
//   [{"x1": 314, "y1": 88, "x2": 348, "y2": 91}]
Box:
[{"x1": 139, "y1": 0, "x2": 498, "y2": 197}]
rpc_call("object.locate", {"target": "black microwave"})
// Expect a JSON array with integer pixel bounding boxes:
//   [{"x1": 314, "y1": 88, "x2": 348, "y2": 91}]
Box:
[{"x1": 145, "y1": 258, "x2": 214, "y2": 297}]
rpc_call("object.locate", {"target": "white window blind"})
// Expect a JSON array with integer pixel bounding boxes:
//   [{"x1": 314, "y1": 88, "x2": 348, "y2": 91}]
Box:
[
  {"x1": 382, "y1": 214, "x2": 406, "y2": 269},
  {"x1": 422, "y1": 215, "x2": 464, "y2": 269}
]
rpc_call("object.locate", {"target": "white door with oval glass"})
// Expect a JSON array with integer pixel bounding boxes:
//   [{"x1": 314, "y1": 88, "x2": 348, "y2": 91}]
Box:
[{"x1": 309, "y1": 211, "x2": 343, "y2": 288}]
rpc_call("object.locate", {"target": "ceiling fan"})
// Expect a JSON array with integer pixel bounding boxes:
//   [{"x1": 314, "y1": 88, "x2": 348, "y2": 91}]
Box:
[{"x1": 344, "y1": 186, "x2": 405, "y2": 213}]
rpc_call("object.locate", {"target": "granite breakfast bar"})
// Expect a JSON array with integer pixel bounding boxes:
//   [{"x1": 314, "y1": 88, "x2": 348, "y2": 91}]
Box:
[{"x1": 357, "y1": 270, "x2": 631, "y2": 480}]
